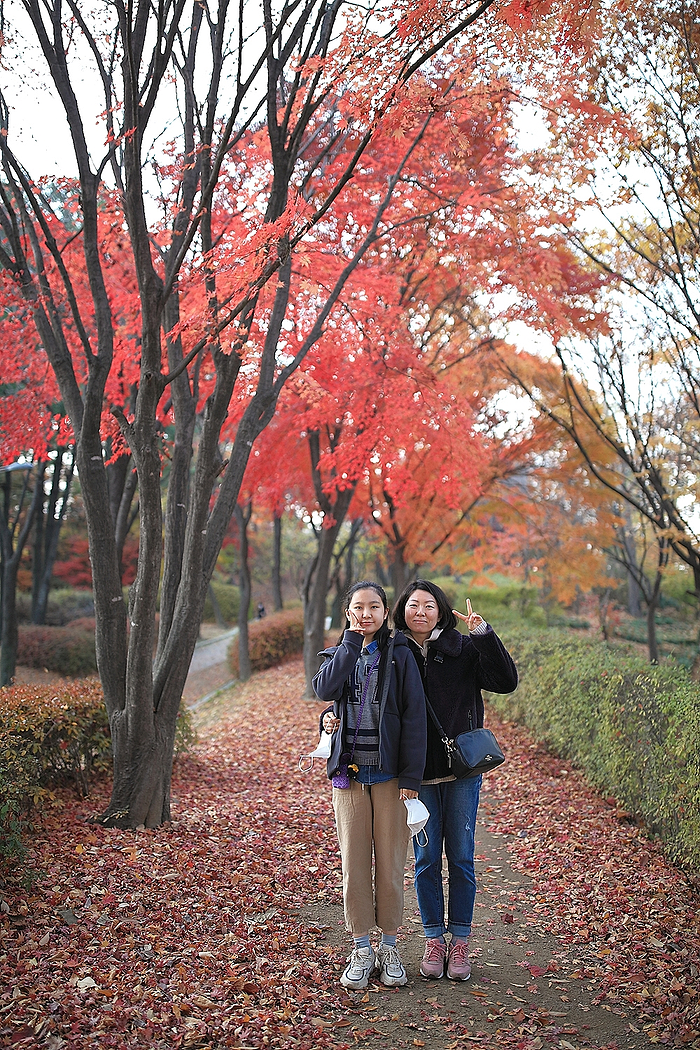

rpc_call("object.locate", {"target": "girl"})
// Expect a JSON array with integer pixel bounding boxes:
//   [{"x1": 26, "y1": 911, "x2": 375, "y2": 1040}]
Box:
[
  {"x1": 393, "y1": 580, "x2": 517, "y2": 981},
  {"x1": 313, "y1": 581, "x2": 426, "y2": 989}
]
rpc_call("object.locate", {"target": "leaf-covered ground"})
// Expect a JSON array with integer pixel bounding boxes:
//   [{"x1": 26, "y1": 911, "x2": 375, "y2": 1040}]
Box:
[{"x1": 1, "y1": 660, "x2": 699, "y2": 1049}]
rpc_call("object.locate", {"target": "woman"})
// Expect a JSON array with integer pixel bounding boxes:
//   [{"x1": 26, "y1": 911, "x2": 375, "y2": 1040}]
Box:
[
  {"x1": 313, "y1": 581, "x2": 426, "y2": 990},
  {"x1": 393, "y1": 580, "x2": 517, "y2": 981}
]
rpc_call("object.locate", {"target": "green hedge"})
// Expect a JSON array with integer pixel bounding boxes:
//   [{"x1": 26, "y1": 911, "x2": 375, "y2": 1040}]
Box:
[
  {"x1": 0, "y1": 681, "x2": 194, "y2": 884},
  {"x1": 493, "y1": 626, "x2": 700, "y2": 871},
  {"x1": 228, "y1": 607, "x2": 304, "y2": 677},
  {"x1": 202, "y1": 581, "x2": 241, "y2": 625},
  {"x1": 15, "y1": 588, "x2": 95, "y2": 626},
  {"x1": 17, "y1": 623, "x2": 97, "y2": 676},
  {"x1": 429, "y1": 577, "x2": 547, "y2": 629}
]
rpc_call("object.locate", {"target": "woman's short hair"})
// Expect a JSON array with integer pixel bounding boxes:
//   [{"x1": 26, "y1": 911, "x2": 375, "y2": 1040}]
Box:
[{"x1": 393, "y1": 579, "x2": 457, "y2": 632}]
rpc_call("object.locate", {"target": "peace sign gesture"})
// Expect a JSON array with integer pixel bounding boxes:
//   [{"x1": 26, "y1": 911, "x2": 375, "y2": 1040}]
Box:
[{"x1": 452, "y1": 597, "x2": 485, "y2": 633}]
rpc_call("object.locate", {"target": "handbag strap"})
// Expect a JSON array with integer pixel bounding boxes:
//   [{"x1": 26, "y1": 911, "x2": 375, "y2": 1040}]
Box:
[
  {"x1": 423, "y1": 694, "x2": 474, "y2": 742},
  {"x1": 424, "y1": 695, "x2": 449, "y2": 741}
]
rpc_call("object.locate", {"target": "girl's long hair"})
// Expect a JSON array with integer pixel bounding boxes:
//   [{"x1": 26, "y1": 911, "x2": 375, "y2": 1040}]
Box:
[{"x1": 337, "y1": 580, "x2": 392, "y2": 649}]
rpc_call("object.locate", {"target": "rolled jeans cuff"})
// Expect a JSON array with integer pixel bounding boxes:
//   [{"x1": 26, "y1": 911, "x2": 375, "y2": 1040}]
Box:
[{"x1": 423, "y1": 923, "x2": 447, "y2": 939}]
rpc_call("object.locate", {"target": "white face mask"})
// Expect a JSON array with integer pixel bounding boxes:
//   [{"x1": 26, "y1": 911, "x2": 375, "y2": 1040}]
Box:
[
  {"x1": 404, "y1": 798, "x2": 430, "y2": 845},
  {"x1": 299, "y1": 730, "x2": 333, "y2": 771}
]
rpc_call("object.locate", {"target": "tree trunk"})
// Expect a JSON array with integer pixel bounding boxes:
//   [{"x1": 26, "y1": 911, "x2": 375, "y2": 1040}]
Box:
[
  {"x1": 235, "y1": 502, "x2": 253, "y2": 681},
  {"x1": 0, "y1": 557, "x2": 20, "y2": 687},
  {"x1": 302, "y1": 486, "x2": 356, "y2": 698},
  {"x1": 32, "y1": 451, "x2": 74, "y2": 625},
  {"x1": 272, "y1": 511, "x2": 284, "y2": 612},
  {"x1": 389, "y1": 542, "x2": 413, "y2": 600},
  {"x1": 645, "y1": 541, "x2": 668, "y2": 664},
  {"x1": 93, "y1": 705, "x2": 180, "y2": 828},
  {"x1": 0, "y1": 465, "x2": 44, "y2": 685},
  {"x1": 646, "y1": 598, "x2": 660, "y2": 664},
  {"x1": 329, "y1": 517, "x2": 363, "y2": 628},
  {"x1": 207, "y1": 583, "x2": 228, "y2": 629},
  {"x1": 619, "y1": 508, "x2": 642, "y2": 618},
  {"x1": 627, "y1": 567, "x2": 643, "y2": 620},
  {"x1": 31, "y1": 461, "x2": 48, "y2": 623}
]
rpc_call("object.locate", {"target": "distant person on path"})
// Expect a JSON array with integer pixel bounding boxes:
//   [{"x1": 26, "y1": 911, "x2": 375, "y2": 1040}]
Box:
[
  {"x1": 313, "y1": 581, "x2": 427, "y2": 990},
  {"x1": 256, "y1": 602, "x2": 266, "y2": 619},
  {"x1": 393, "y1": 580, "x2": 518, "y2": 981}
]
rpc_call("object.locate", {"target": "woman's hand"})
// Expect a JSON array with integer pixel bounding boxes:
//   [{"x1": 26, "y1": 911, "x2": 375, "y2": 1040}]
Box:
[
  {"x1": 399, "y1": 788, "x2": 419, "y2": 800},
  {"x1": 452, "y1": 597, "x2": 485, "y2": 633}
]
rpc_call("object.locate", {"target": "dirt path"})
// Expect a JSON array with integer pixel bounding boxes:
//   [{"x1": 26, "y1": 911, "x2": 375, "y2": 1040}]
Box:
[
  {"x1": 193, "y1": 670, "x2": 677, "y2": 1050},
  {"x1": 294, "y1": 800, "x2": 653, "y2": 1050}
]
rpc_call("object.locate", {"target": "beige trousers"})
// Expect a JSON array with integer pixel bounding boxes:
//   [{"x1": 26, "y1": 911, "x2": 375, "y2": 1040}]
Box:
[{"x1": 332, "y1": 778, "x2": 410, "y2": 935}]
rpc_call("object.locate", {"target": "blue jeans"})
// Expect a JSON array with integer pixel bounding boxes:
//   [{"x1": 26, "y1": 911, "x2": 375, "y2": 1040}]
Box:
[
  {"x1": 413, "y1": 776, "x2": 482, "y2": 939},
  {"x1": 355, "y1": 764, "x2": 394, "y2": 786}
]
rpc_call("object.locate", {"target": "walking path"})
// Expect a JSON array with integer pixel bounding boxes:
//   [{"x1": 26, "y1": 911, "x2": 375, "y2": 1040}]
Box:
[
  {"x1": 188, "y1": 663, "x2": 700, "y2": 1050},
  {"x1": 183, "y1": 638, "x2": 658, "y2": 1045},
  {"x1": 182, "y1": 626, "x2": 238, "y2": 706}
]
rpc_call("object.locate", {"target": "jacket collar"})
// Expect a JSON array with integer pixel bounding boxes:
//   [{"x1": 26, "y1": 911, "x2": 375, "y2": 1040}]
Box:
[{"x1": 408, "y1": 626, "x2": 463, "y2": 658}]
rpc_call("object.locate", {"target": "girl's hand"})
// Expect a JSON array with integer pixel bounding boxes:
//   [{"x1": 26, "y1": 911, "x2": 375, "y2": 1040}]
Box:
[
  {"x1": 322, "y1": 713, "x2": 340, "y2": 733},
  {"x1": 399, "y1": 788, "x2": 418, "y2": 800},
  {"x1": 452, "y1": 597, "x2": 485, "y2": 633},
  {"x1": 347, "y1": 608, "x2": 366, "y2": 633}
]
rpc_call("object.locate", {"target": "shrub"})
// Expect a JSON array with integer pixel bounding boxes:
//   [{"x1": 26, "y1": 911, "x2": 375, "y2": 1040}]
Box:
[
  {"x1": 202, "y1": 581, "x2": 241, "y2": 625},
  {"x1": 0, "y1": 681, "x2": 194, "y2": 883},
  {"x1": 428, "y1": 578, "x2": 546, "y2": 630},
  {"x1": 228, "y1": 607, "x2": 304, "y2": 677},
  {"x1": 17, "y1": 624, "x2": 97, "y2": 676},
  {"x1": 492, "y1": 625, "x2": 700, "y2": 871},
  {"x1": 15, "y1": 588, "x2": 96, "y2": 626}
]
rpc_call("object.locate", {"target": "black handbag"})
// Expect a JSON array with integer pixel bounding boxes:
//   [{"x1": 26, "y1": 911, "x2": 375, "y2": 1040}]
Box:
[{"x1": 425, "y1": 697, "x2": 505, "y2": 778}]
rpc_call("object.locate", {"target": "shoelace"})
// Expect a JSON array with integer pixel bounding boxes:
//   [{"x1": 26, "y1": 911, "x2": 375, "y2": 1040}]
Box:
[
  {"x1": 424, "y1": 941, "x2": 446, "y2": 962},
  {"x1": 449, "y1": 940, "x2": 469, "y2": 965},
  {"x1": 380, "y1": 946, "x2": 403, "y2": 970}
]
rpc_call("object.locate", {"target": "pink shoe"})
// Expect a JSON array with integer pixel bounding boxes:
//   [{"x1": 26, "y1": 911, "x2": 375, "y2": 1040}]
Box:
[
  {"x1": 447, "y1": 938, "x2": 471, "y2": 981},
  {"x1": 420, "y1": 938, "x2": 446, "y2": 979}
]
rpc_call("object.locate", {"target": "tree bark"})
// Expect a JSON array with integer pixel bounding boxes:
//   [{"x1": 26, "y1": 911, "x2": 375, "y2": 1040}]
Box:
[
  {"x1": 31, "y1": 451, "x2": 75, "y2": 625},
  {"x1": 0, "y1": 465, "x2": 44, "y2": 686},
  {"x1": 390, "y1": 543, "x2": 413, "y2": 600},
  {"x1": 272, "y1": 512, "x2": 284, "y2": 612},
  {"x1": 619, "y1": 508, "x2": 643, "y2": 619},
  {"x1": 302, "y1": 485, "x2": 357, "y2": 698},
  {"x1": 235, "y1": 502, "x2": 253, "y2": 681},
  {"x1": 329, "y1": 517, "x2": 363, "y2": 628}
]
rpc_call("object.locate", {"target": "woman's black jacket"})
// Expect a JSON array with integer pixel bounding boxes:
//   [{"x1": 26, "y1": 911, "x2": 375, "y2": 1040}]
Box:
[
  {"x1": 312, "y1": 629, "x2": 427, "y2": 793},
  {"x1": 403, "y1": 626, "x2": 517, "y2": 782}
]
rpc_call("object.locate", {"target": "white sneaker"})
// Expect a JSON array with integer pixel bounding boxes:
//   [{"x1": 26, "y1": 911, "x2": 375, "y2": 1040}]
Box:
[
  {"x1": 376, "y1": 943, "x2": 408, "y2": 986},
  {"x1": 340, "y1": 946, "x2": 376, "y2": 989}
]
